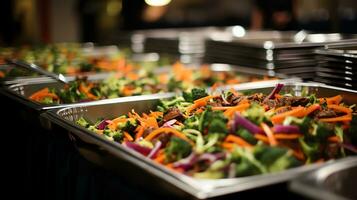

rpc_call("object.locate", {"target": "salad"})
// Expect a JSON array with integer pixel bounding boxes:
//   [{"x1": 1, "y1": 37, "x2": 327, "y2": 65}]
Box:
[
  {"x1": 29, "y1": 63, "x2": 274, "y2": 104},
  {"x1": 0, "y1": 44, "x2": 131, "y2": 75},
  {"x1": 76, "y1": 84, "x2": 357, "y2": 179}
]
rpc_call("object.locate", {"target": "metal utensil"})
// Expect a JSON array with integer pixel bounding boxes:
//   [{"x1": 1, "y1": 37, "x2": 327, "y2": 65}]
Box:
[{"x1": 7, "y1": 59, "x2": 69, "y2": 84}]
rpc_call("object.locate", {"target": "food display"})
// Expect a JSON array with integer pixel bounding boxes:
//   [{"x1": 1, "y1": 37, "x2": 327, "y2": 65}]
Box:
[
  {"x1": 28, "y1": 63, "x2": 275, "y2": 104},
  {"x1": 75, "y1": 83, "x2": 357, "y2": 179}
]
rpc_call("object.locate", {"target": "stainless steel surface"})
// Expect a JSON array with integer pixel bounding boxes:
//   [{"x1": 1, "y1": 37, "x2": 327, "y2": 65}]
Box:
[
  {"x1": 8, "y1": 59, "x2": 69, "y2": 84},
  {"x1": 289, "y1": 157, "x2": 357, "y2": 200},
  {"x1": 4, "y1": 64, "x2": 290, "y2": 112},
  {"x1": 44, "y1": 82, "x2": 357, "y2": 199}
]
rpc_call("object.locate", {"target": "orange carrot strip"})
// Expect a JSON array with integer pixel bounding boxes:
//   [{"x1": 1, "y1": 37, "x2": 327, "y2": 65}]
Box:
[
  {"x1": 225, "y1": 134, "x2": 252, "y2": 147},
  {"x1": 212, "y1": 106, "x2": 234, "y2": 111},
  {"x1": 223, "y1": 103, "x2": 250, "y2": 118},
  {"x1": 328, "y1": 136, "x2": 341, "y2": 143},
  {"x1": 261, "y1": 123, "x2": 278, "y2": 146},
  {"x1": 327, "y1": 104, "x2": 352, "y2": 114},
  {"x1": 135, "y1": 126, "x2": 145, "y2": 141},
  {"x1": 254, "y1": 134, "x2": 269, "y2": 143},
  {"x1": 144, "y1": 128, "x2": 194, "y2": 145},
  {"x1": 271, "y1": 106, "x2": 305, "y2": 124},
  {"x1": 222, "y1": 142, "x2": 235, "y2": 151},
  {"x1": 326, "y1": 95, "x2": 343, "y2": 105},
  {"x1": 29, "y1": 88, "x2": 50, "y2": 100},
  {"x1": 124, "y1": 132, "x2": 134, "y2": 142},
  {"x1": 305, "y1": 104, "x2": 321, "y2": 116},
  {"x1": 154, "y1": 152, "x2": 166, "y2": 163},
  {"x1": 145, "y1": 117, "x2": 159, "y2": 128},
  {"x1": 274, "y1": 133, "x2": 303, "y2": 140},
  {"x1": 319, "y1": 114, "x2": 352, "y2": 123},
  {"x1": 292, "y1": 149, "x2": 305, "y2": 160}
]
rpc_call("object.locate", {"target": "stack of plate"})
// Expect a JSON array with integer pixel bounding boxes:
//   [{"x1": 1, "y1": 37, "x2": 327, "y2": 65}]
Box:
[
  {"x1": 133, "y1": 27, "x2": 232, "y2": 64},
  {"x1": 205, "y1": 31, "x2": 357, "y2": 79},
  {"x1": 314, "y1": 43, "x2": 357, "y2": 89}
]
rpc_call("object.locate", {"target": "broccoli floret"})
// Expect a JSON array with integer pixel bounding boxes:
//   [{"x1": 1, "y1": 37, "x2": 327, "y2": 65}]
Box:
[
  {"x1": 311, "y1": 122, "x2": 334, "y2": 141},
  {"x1": 103, "y1": 128, "x2": 124, "y2": 142},
  {"x1": 167, "y1": 77, "x2": 182, "y2": 92},
  {"x1": 184, "y1": 115, "x2": 200, "y2": 130},
  {"x1": 254, "y1": 145, "x2": 301, "y2": 172},
  {"x1": 183, "y1": 88, "x2": 208, "y2": 102},
  {"x1": 299, "y1": 137, "x2": 320, "y2": 163},
  {"x1": 199, "y1": 109, "x2": 228, "y2": 139},
  {"x1": 118, "y1": 118, "x2": 138, "y2": 134},
  {"x1": 165, "y1": 136, "x2": 192, "y2": 162},
  {"x1": 236, "y1": 128, "x2": 257, "y2": 145},
  {"x1": 243, "y1": 103, "x2": 266, "y2": 125},
  {"x1": 77, "y1": 117, "x2": 90, "y2": 128},
  {"x1": 231, "y1": 147, "x2": 267, "y2": 177},
  {"x1": 284, "y1": 116, "x2": 311, "y2": 134}
]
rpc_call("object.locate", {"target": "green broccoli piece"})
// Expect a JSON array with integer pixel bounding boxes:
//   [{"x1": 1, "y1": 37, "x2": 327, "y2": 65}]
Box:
[
  {"x1": 254, "y1": 145, "x2": 301, "y2": 172},
  {"x1": 76, "y1": 117, "x2": 90, "y2": 128},
  {"x1": 167, "y1": 77, "x2": 182, "y2": 92},
  {"x1": 183, "y1": 88, "x2": 208, "y2": 102},
  {"x1": 165, "y1": 136, "x2": 192, "y2": 162},
  {"x1": 184, "y1": 115, "x2": 200, "y2": 130},
  {"x1": 284, "y1": 116, "x2": 311, "y2": 134},
  {"x1": 118, "y1": 118, "x2": 138, "y2": 134},
  {"x1": 231, "y1": 147, "x2": 267, "y2": 177},
  {"x1": 299, "y1": 137, "x2": 320, "y2": 163},
  {"x1": 103, "y1": 128, "x2": 124, "y2": 142},
  {"x1": 311, "y1": 122, "x2": 334, "y2": 141},
  {"x1": 243, "y1": 103, "x2": 266, "y2": 124},
  {"x1": 199, "y1": 109, "x2": 228, "y2": 139},
  {"x1": 236, "y1": 128, "x2": 257, "y2": 145}
]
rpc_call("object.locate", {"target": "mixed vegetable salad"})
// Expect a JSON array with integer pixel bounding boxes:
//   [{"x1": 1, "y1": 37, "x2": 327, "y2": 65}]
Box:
[
  {"x1": 76, "y1": 84, "x2": 357, "y2": 179},
  {"x1": 29, "y1": 62, "x2": 274, "y2": 104}
]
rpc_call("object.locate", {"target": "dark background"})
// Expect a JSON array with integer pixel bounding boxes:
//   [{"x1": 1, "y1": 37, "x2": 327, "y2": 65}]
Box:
[{"x1": 0, "y1": 0, "x2": 356, "y2": 46}]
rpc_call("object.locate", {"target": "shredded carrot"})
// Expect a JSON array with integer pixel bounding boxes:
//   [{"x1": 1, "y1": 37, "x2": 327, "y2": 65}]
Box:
[
  {"x1": 319, "y1": 114, "x2": 352, "y2": 123},
  {"x1": 327, "y1": 104, "x2": 352, "y2": 114},
  {"x1": 212, "y1": 106, "x2": 232, "y2": 111},
  {"x1": 328, "y1": 136, "x2": 341, "y2": 143},
  {"x1": 186, "y1": 95, "x2": 215, "y2": 114},
  {"x1": 135, "y1": 126, "x2": 145, "y2": 141},
  {"x1": 144, "y1": 128, "x2": 194, "y2": 145},
  {"x1": 107, "y1": 117, "x2": 127, "y2": 131},
  {"x1": 145, "y1": 117, "x2": 159, "y2": 128},
  {"x1": 225, "y1": 134, "x2": 252, "y2": 147},
  {"x1": 305, "y1": 104, "x2": 321, "y2": 116},
  {"x1": 325, "y1": 95, "x2": 343, "y2": 105},
  {"x1": 291, "y1": 149, "x2": 305, "y2": 160},
  {"x1": 0, "y1": 71, "x2": 5, "y2": 78},
  {"x1": 261, "y1": 123, "x2": 278, "y2": 146},
  {"x1": 222, "y1": 142, "x2": 235, "y2": 151},
  {"x1": 223, "y1": 103, "x2": 250, "y2": 117},
  {"x1": 124, "y1": 132, "x2": 134, "y2": 141},
  {"x1": 154, "y1": 151, "x2": 166, "y2": 163},
  {"x1": 29, "y1": 88, "x2": 50, "y2": 100},
  {"x1": 254, "y1": 134, "x2": 269, "y2": 143},
  {"x1": 271, "y1": 106, "x2": 305, "y2": 124},
  {"x1": 149, "y1": 111, "x2": 163, "y2": 118},
  {"x1": 274, "y1": 133, "x2": 303, "y2": 140}
]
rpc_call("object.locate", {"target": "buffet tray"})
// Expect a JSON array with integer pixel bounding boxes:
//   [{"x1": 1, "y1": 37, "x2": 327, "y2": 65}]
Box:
[
  {"x1": 43, "y1": 82, "x2": 357, "y2": 199},
  {"x1": 289, "y1": 157, "x2": 357, "y2": 200},
  {"x1": 2, "y1": 64, "x2": 288, "y2": 112}
]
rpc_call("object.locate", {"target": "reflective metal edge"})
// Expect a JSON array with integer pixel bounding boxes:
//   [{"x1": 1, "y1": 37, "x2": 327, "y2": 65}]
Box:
[
  {"x1": 43, "y1": 82, "x2": 357, "y2": 199},
  {"x1": 289, "y1": 157, "x2": 357, "y2": 200}
]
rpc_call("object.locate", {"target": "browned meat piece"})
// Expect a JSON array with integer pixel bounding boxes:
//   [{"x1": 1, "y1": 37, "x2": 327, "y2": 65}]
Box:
[
  {"x1": 163, "y1": 107, "x2": 184, "y2": 122},
  {"x1": 276, "y1": 106, "x2": 292, "y2": 114},
  {"x1": 265, "y1": 99, "x2": 277, "y2": 108},
  {"x1": 316, "y1": 109, "x2": 337, "y2": 118},
  {"x1": 247, "y1": 93, "x2": 265, "y2": 103}
]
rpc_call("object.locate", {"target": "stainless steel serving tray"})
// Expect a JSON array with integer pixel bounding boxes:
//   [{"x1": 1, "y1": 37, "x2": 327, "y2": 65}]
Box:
[
  {"x1": 289, "y1": 157, "x2": 357, "y2": 200},
  {"x1": 2, "y1": 64, "x2": 289, "y2": 112},
  {"x1": 44, "y1": 82, "x2": 357, "y2": 199}
]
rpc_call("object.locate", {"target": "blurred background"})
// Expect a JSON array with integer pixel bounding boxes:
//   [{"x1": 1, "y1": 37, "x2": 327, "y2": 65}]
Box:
[{"x1": 0, "y1": 0, "x2": 356, "y2": 46}]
